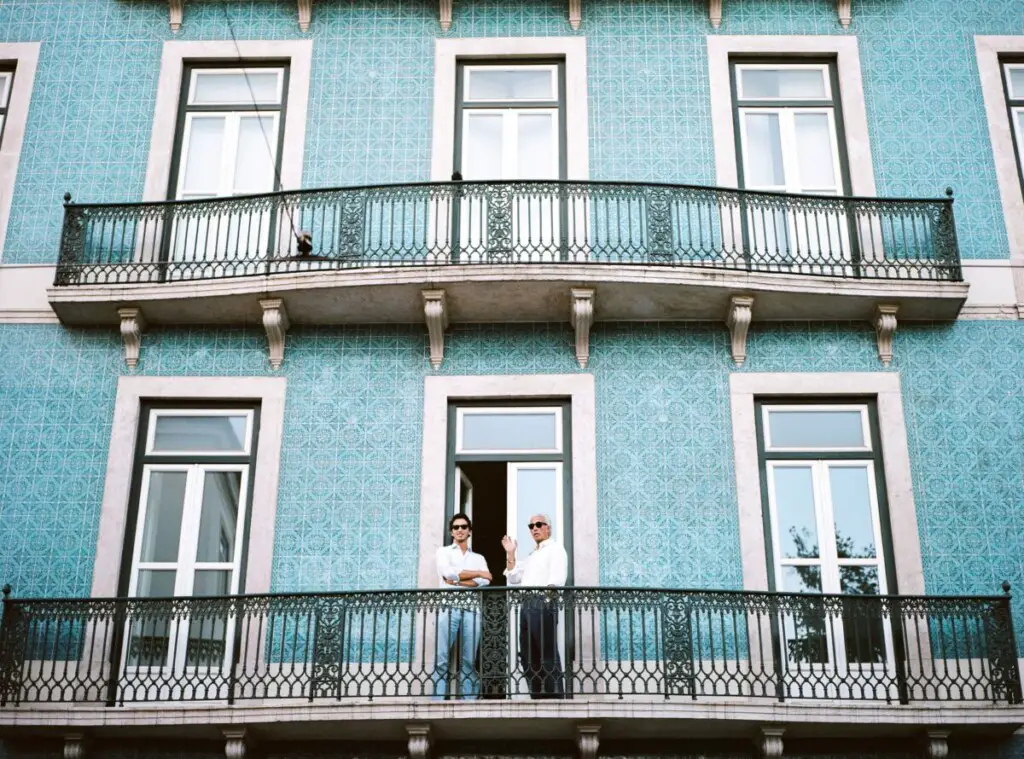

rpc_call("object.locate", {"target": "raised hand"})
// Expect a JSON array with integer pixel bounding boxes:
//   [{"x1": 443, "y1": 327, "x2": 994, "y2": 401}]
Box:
[{"x1": 501, "y1": 535, "x2": 517, "y2": 556}]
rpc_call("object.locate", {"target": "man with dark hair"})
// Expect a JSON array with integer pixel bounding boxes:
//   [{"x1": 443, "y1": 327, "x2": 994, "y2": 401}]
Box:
[{"x1": 432, "y1": 512, "x2": 491, "y2": 700}]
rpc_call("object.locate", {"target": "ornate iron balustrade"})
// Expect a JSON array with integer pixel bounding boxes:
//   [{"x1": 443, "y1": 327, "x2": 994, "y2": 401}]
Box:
[
  {"x1": 53, "y1": 181, "x2": 962, "y2": 286},
  {"x1": 1, "y1": 586, "x2": 1017, "y2": 706}
]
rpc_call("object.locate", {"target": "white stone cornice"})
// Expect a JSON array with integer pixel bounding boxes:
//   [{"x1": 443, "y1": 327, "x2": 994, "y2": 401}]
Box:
[
  {"x1": 568, "y1": 0, "x2": 581, "y2": 29},
  {"x1": 924, "y1": 730, "x2": 951, "y2": 759},
  {"x1": 709, "y1": 0, "x2": 723, "y2": 28},
  {"x1": 297, "y1": 0, "x2": 312, "y2": 31},
  {"x1": 570, "y1": 287, "x2": 595, "y2": 368},
  {"x1": 726, "y1": 295, "x2": 754, "y2": 367},
  {"x1": 874, "y1": 304, "x2": 898, "y2": 366},
  {"x1": 168, "y1": 0, "x2": 183, "y2": 32},
  {"x1": 439, "y1": 0, "x2": 453, "y2": 31},
  {"x1": 116, "y1": 307, "x2": 146, "y2": 370},
  {"x1": 407, "y1": 724, "x2": 432, "y2": 759},
  {"x1": 422, "y1": 289, "x2": 449, "y2": 369},
  {"x1": 63, "y1": 734, "x2": 88, "y2": 759},
  {"x1": 758, "y1": 726, "x2": 785, "y2": 758},
  {"x1": 259, "y1": 298, "x2": 290, "y2": 371},
  {"x1": 837, "y1": 0, "x2": 852, "y2": 27},
  {"x1": 223, "y1": 728, "x2": 252, "y2": 759},
  {"x1": 577, "y1": 724, "x2": 600, "y2": 759}
]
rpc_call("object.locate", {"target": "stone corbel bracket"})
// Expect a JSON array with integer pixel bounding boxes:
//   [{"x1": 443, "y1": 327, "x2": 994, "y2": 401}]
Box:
[
  {"x1": 709, "y1": 0, "x2": 723, "y2": 28},
  {"x1": 63, "y1": 734, "x2": 89, "y2": 759},
  {"x1": 726, "y1": 295, "x2": 754, "y2": 367},
  {"x1": 407, "y1": 724, "x2": 432, "y2": 759},
  {"x1": 758, "y1": 726, "x2": 785, "y2": 759},
  {"x1": 837, "y1": 0, "x2": 852, "y2": 27},
  {"x1": 924, "y1": 730, "x2": 950, "y2": 759},
  {"x1": 423, "y1": 290, "x2": 449, "y2": 369},
  {"x1": 298, "y1": 0, "x2": 312, "y2": 31},
  {"x1": 168, "y1": 0, "x2": 183, "y2": 32},
  {"x1": 568, "y1": 0, "x2": 582, "y2": 29},
  {"x1": 117, "y1": 307, "x2": 146, "y2": 370},
  {"x1": 570, "y1": 288, "x2": 595, "y2": 369},
  {"x1": 874, "y1": 304, "x2": 898, "y2": 366},
  {"x1": 223, "y1": 728, "x2": 254, "y2": 759},
  {"x1": 259, "y1": 298, "x2": 291, "y2": 371},
  {"x1": 577, "y1": 725, "x2": 600, "y2": 759},
  {"x1": 439, "y1": 0, "x2": 453, "y2": 31}
]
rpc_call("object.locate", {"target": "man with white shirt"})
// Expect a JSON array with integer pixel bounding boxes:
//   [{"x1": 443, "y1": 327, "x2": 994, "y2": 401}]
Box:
[
  {"x1": 501, "y1": 513, "x2": 568, "y2": 699},
  {"x1": 433, "y1": 512, "x2": 491, "y2": 700}
]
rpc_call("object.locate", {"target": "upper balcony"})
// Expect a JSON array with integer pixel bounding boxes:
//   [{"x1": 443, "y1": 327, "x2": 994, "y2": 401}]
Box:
[{"x1": 48, "y1": 180, "x2": 968, "y2": 330}]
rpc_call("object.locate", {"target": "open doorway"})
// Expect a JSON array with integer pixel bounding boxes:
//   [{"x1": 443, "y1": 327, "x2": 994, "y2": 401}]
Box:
[{"x1": 456, "y1": 462, "x2": 508, "y2": 586}]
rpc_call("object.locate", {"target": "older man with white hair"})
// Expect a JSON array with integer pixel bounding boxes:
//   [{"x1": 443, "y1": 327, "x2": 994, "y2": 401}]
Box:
[{"x1": 501, "y1": 513, "x2": 568, "y2": 699}]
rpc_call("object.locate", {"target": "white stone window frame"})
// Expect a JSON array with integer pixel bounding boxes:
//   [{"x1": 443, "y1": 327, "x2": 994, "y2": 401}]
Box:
[
  {"x1": 417, "y1": 375, "x2": 598, "y2": 588},
  {"x1": 0, "y1": 42, "x2": 41, "y2": 263},
  {"x1": 431, "y1": 38, "x2": 589, "y2": 181},
  {"x1": 90, "y1": 377, "x2": 287, "y2": 598},
  {"x1": 976, "y1": 37, "x2": 1024, "y2": 314},
  {"x1": 143, "y1": 40, "x2": 313, "y2": 202},
  {"x1": 729, "y1": 373, "x2": 924, "y2": 596},
  {"x1": 708, "y1": 36, "x2": 876, "y2": 197}
]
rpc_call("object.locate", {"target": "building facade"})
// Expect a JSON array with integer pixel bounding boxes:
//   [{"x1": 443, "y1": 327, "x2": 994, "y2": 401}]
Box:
[{"x1": 1, "y1": 0, "x2": 1024, "y2": 756}]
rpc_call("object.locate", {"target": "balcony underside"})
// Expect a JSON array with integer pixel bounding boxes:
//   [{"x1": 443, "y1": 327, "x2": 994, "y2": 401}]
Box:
[{"x1": 47, "y1": 264, "x2": 969, "y2": 326}]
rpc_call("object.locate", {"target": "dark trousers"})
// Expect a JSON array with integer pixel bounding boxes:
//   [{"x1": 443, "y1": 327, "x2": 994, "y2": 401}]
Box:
[{"x1": 519, "y1": 597, "x2": 564, "y2": 699}]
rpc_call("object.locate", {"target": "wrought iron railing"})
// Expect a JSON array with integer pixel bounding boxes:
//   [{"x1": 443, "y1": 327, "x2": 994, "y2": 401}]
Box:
[
  {"x1": 1, "y1": 585, "x2": 1017, "y2": 706},
  {"x1": 53, "y1": 181, "x2": 962, "y2": 286}
]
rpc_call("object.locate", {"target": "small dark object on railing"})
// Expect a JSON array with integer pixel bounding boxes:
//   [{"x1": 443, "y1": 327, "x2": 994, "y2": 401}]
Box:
[{"x1": 296, "y1": 231, "x2": 314, "y2": 255}]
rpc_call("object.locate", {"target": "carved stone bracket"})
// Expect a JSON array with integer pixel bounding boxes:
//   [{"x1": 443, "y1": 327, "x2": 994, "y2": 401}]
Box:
[
  {"x1": 63, "y1": 734, "x2": 89, "y2": 759},
  {"x1": 837, "y1": 0, "x2": 852, "y2": 27},
  {"x1": 577, "y1": 725, "x2": 600, "y2": 759},
  {"x1": 875, "y1": 304, "x2": 898, "y2": 366},
  {"x1": 298, "y1": 0, "x2": 312, "y2": 31},
  {"x1": 168, "y1": 0, "x2": 183, "y2": 32},
  {"x1": 568, "y1": 0, "x2": 582, "y2": 29},
  {"x1": 570, "y1": 288, "x2": 595, "y2": 369},
  {"x1": 758, "y1": 726, "x2": 785, "y2": 759},
  {"x1": 726, "y1": 295, "x2": 754, "y2": 367},
  {"x1": 439, "y1": 0, "x2": 453, "y2": 31},
  {"x1": 223, "y1": 728, "x2": 253, "y2": 759},
  {"x1": 259, "y1": 298, "x2": 291, "y2": 371},
  {"x1": 924, "y1": 730, "x2": 951, "y2": 759},
  {"x1": 423, "y1": 290, "x2": 449, "y2": 369},
  {"x1": 117, "y1": 307, "x2": 146, "y2": 370},
  {"x1": 407, "y1": 724, "x2": 432, "y2": 759},
  {"x1": 709, "y1": 0, "x2": 723, "y2": 28}
]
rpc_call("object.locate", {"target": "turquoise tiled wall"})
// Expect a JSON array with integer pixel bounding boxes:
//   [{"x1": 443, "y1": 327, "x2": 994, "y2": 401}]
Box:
[{"x1": 0, "y1": 0, "x2": 1021, "y2": 265}]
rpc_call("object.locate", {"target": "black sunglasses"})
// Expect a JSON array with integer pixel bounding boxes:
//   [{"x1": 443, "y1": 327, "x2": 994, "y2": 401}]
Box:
[
  {"x1": 527, "y1": 522, "x2": 548, "y2": 530},
  {"x1": 451, "y1": 524, "x2": 471, "y2": 531}
]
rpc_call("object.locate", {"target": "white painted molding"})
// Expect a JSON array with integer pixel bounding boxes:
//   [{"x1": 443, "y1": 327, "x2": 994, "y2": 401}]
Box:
[
  {"x1": 709, "y1": 0, "x2": 723, "y2": 28},
  {"x1": 168, "y1": 0, "x2": 183, "y2": 32},
  {"x1": 758, "y1": 726, "x2": 785, "y2": 758},
  {"x1": 439, "y1": 0, "x2": 453, "y2": 31},
  {"x1": 924, "y1": 730, "x2": 951, "y2": 759},
  {"x1": 297, "y1": 0, "x2": 312, "y2": 31},
  {"x1": 726, "y1": 295, "x2": 754, "y2": 367},
  {"x1": 568, "y1": 0, "x2": 581, "y2": 29},
  {"x1": 570, "y1": 287, "x2": 594, "y2": 368},
  {"x1": 259, "y1": 298, "x2": 290, "y2": 371},
  {"x1": 223, "y1": 728, "x2": 251, "y2": 759},
  {"x1": 0, "y1": 43, "x2": 41, "y2": 264},
  {"x1": 874, "y1": 304, "x2": 898, "y2": 366},
  {"x1": 577, "y1": 725, "x2": 600, "y2": 759},
  {"x1": 63, "y1": 734, "x2": 88, "y2": 759},
  {"x1": 407, "y1": 724, "x2": 432, "y2": 759},
  {"x1": 836, "y1": 0, "x2": 852, "y2": 27},
  {"x1": 116, "y1": 307, "x2": 146, "y2": 370},
  {"x1": 422, "y1": 289, "x2": 449, "y2": 369}
]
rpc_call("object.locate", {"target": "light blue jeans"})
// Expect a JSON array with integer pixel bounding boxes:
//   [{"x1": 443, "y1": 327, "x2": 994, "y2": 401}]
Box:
[{"x1": 432, "y1": 608, "x2": 482, "y2": 700}]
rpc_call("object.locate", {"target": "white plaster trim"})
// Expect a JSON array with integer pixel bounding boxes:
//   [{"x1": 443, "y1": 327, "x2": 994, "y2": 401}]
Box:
[
  {"x1": 0, "y1": 43, "x2": 41, "y2": 263},
  {"x1": 0, "y1": 264, "x2": 57, "y2": 322},
  {"x1": 143, "y1": 41, "x2": 313, "y2": 203},
  {"x1": 90, "y1": 377, "x2": 287, "y2": 598},
  {"x1": 418, "y1": 375, "x2": 598, "y2": 588},
  {"x1": 708, "y1": 36, "x2": 876, "y2": 197},
  {"x1": 729, "y1": 373, "x2": 924, "y2": 595},
  {"x1": 975, "y1": 37, "x2": 1024, "y2": 310},
  {"x1": 431, "y1": 38, "x2": 589, "y2": 181},
  {"x1": 958, "y1": 304, "x2": 1020, "y2": 320}
]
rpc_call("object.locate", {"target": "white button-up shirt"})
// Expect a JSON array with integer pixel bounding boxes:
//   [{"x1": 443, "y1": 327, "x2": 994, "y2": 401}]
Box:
[
  {"x1": 435, "y1": 543, "x2": 490, "y2": 589},
  {"x1": 504, "y1": 538, "x2": 568, "y2": 587}
]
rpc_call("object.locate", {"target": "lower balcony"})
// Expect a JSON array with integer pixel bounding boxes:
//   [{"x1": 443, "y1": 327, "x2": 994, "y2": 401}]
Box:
[
  {"x1": 47, "y1": 181, "x2": 968, "y2": 327},
  {"x1": 0, "y1": 587, "x2": 1021, "y2": 746}
]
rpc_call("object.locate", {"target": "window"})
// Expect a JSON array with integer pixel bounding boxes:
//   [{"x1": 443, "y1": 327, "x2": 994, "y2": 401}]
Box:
[
  {"x1": 756, "y1": 400, "x2": 894, "y2": 668},
  {"x1": 0, "y1": 67, "x2": 12, "y2": 146},
  {"x1": 1002, "y1": 59, "x2": 1024, "y2": 193},
  {"x1": 0, "y1": 43, "x2": 40, "y2": 262}
]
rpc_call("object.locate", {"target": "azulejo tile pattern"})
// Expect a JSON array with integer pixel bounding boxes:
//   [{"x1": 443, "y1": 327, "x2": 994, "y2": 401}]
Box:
[{"x1": 0, "y1": 0, "x2": 1018, "y2": 264}]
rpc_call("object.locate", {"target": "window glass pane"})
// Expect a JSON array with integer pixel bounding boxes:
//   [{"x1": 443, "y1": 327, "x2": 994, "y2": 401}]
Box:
[
  {"x1": 463, "y1": 113, "x2": 504, "y2": 180},
  {"x1": 136, "y1": 569, "x2": 177, "y2": 597},
  {"x1": 181, "y1": 117, "x2": 226, "y2": 194},
  {"x1": 193, "y1": 569, "x2": 232, "y2": 596},
  {"x1": 188, "y1": 571, "x2": 232, "y2": 666},
  {"x1": 742, "y1": 112, "x2": 785, "y2": 186},
  {"x1": 0, "y1": 73, "x2": 10, "y2": 108},
  {"x1": 1007, "y1": 66, "x2": 1024, "y2": 99},
  {"x1": 517, "y1": 112, "x2": 556, "y2": 178},
  {"x1": 129, "y1": 570, "x2": 176, "y2": 666},
  {"x1": 794, "y1": 112, "x2": 837, "y2": 190},
  {"x1": 841, "y1": 574, "x2": 886, "y2": 664},
  {"x1": 840, "y1": 565, "x2": 879, "y2": 595},
  {"x1": 780, "y1": 565, "x2": 828, "y2": 665},
  {"x1": 467, "y1": 69, "x2": 553, "y2": 101},
  {"x1": 152, "y1": 414, "x2": 248, "y2": 453},
  {"x1": 197, "y1": 471, "x2": 241, "y2": 562},
  {"x1": 517, "y1": 468, "x2": 557, "y2": 529},
  {"x1": 829, "y1": 466, "x2": 876, "y2": 559},
  {"x1": 772, "y1": 466, "x2": 819, "y2": 558},
  {"x1": 741, "y1": 68, "x2": 827, "y2": 99},
  {"x1": 461, "y1": 412, "x2": 558, "y2": 451},
  {"x1": 139, "y1": 472, "x2": 188, "y2": 563},
  {"x1": 233, "y1": 115, "x2": 277, "y2": 193},
  {"x1": 781, "y1": 564, "x2": 821, "y2": 593},
  {"x1": 192, "y1": 70, "x2": 281, "y2": 105},
  {"x1": 767, "y1": 409, "x2": 865, "y2": 449}
]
